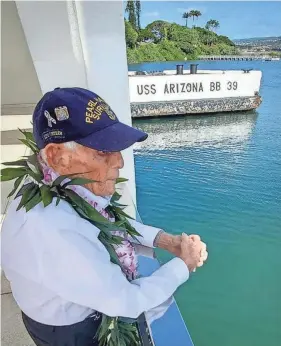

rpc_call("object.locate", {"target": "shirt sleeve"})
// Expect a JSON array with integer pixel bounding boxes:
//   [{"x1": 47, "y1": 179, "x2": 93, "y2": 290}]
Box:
[
  {"x1": 128, "y1": 218, "x2": 163, "y2": 248},
  {"x1": 35, "y1": 209, "x2": 189, "y2": 319}
]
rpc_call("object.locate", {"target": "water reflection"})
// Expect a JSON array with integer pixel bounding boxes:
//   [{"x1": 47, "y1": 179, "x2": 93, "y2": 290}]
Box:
[{"x1": 133, "y1": 112, "x2": 258, "y2": 152}]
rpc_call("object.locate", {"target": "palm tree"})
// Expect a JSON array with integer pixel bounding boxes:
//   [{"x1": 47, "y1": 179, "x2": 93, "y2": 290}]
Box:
[
  {"x1": 135, "y1": 0, "x2": 141, "y2": 31},
  {"x1": 189, "y1": 10, "x2": 202, "y2": 28},
  {"x1": 125, "y1": 0, "x2": 136, "y2": 30},
  {"x1": 194, "y1": 10, "x2": 202, "y2": 21},
  {"x1": 182, "y1": 12, "x2": 190, "y2": 28},
  {"x1": 189, "y1": 10, "x2": 197, "y2": 23},
  {"x1": 206, "y1": 19, "x2": 220, "y2": 32}
]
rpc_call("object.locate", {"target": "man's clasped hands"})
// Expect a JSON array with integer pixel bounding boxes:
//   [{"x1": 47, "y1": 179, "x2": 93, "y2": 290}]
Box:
[{"x1": 157, "y1": 232, "x2": 208, "y2": 273}]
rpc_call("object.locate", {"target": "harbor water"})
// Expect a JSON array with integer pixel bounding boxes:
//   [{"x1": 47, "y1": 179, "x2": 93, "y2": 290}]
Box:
[{"x1": 131, "y1": 61, "x2": 281, "y2": 346}]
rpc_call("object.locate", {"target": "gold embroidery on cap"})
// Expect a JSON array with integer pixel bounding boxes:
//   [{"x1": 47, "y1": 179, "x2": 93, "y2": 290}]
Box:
[
  {"x1": 97, "y1": 97, "x2": 116, "y2": 120},
  {"x1": 85, "y1": 97, "x2": 116, "y2": 124},
  {"x1": 85, "y1": 100, "x2": 101, "y2": 124},
  {"x1": 54, "y1": 106, "x2": 69, "y2": 121}
]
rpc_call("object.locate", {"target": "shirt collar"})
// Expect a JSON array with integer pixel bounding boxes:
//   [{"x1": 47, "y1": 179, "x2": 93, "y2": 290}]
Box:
[{"x1": 72, "y1": 184, "x2": 111, "y2": 209}]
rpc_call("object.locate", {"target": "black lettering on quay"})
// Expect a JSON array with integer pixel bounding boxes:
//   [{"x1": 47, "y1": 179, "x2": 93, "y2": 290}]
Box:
[
  {"x1": 227, "y1": 81, "x2": 238, "y2": 91},
  {"x1": 164, "y1": 82, "x2": 204, "y2": 94},
  {"x1": 170, "y1": 84, "x2": 175, "y2": 93},
  {"x1": 151, "y1": 84, "x2": 156, "y2": 94},
  {"x1": 137, "y1": 84, "x2": 157, "y2": 95},
  {"x1": 210, "y1": 82, "x2": 221, "y2": 91}
]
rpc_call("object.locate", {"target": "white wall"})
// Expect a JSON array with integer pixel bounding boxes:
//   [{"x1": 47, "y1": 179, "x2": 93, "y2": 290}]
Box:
[
  {"x1": 15, "y1": 0, "x2": 88, "y2": 93},
  {"x1": 75, "y1": 0, "x2": 136, "y2": 202},
  {"x1": 1, "y1": 1, "x2": 42, "y2": 106}
]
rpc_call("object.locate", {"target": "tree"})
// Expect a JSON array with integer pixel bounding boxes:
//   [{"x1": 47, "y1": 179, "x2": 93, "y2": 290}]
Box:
[
  {"x1": 137, "y1": 28, "x2": 154, "y2": 43},
  {"x1": 125, "y1": 0, "x2": 136, "y2": 30},
  {"x1": 125, "y1": 20, "x2": 138, "y2": 48},
  {"x1": 218, "y1": 35, "x2": 235, "y2": 46},
  {"x1": 167, "y1": 23, "x2": 199, "y2": 55},
  {"x1": 146, "y1": 20, "x2": 170, "y2": 43},
  {"x1": 125, "y1": 16, "x2": 236, "y2": 63},
  {"x1": 182, "y1": 12, "x2": 190, "y2": 28},
  {"x1": 194, "y1": 10, "x2": 202, "y2": 24},
  {"x1": 188, "y1": 10, "x2": 202, "y2": 27},
  {"x1": 205, "y1": 19, "x2": 220, "y2": 32},
  {"x1": 135, "y1": 1, "x2": 141, "y2": 31},
  {"x1": 189, "y1": 10, "x2": 197, "y2": 23},
  {"x1": 205, "y1": 32, "x2": 218, "y2": 46}
]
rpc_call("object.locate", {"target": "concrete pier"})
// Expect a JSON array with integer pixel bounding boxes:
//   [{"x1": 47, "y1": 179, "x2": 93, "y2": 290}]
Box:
[
  {"x1": 131, "y1": 96, "x2": 262, "y2": 118},
  {"x1": 199, "y1": 55, "x2": 280, "y2": 61}
]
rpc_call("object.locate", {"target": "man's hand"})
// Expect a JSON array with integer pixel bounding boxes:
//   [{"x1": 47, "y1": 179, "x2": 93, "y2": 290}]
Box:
[
  {"x1": 155, "y1": 232, "x2": 208, "y2": 272},
  {"x1": 179, "y1": 234, "x2": 204, "y2": 272},
  {"x1": 189, "y1": 234, "x2": 208, "y2": 268}
]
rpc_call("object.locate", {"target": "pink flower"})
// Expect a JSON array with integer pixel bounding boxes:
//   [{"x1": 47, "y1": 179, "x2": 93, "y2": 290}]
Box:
[
  {"x1": 115, "y1": 241, "x2": 138, "y2": 277},
  {"x1": 43, "y1": 168, "x2": 53, "y2": 184},
  {"x1": 101, "y1": 210, "x2": 109, "y2": 218}
]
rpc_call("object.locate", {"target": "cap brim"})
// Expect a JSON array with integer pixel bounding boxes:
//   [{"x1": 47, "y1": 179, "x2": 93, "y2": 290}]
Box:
[{"x1": 76, "y1": 122, "x2": 148, "y2": 152}]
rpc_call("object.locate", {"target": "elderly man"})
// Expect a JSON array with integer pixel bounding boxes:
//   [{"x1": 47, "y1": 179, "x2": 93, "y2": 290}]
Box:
[{"x1": 1, "y1": 87, "x2": 207, "y2": 346}]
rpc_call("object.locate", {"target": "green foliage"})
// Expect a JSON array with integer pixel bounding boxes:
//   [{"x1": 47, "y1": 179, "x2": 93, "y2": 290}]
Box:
[
  {"x1": 18, "y1": 129, "x2": 39, "y2": 154},
  {"x1": 40, "y1": 185, "x2": 53, "y2": 207},
  {"x1": 168, "y1": 24, "x2": 199, "y2": 55},
  {"x1": 182, "y1": 12, "x2": 190, "y2": 28},
  {"x1": 116, "y1": 177, "x2": 129, "y2": 184},
  {"x1": 205, "y1": 19, "x2": 220, "y2": 31},
  {"x1": 137, "y1": 28, "x2": 154, "y2": 43},
  {"x1": 127, "y1": 41, "x2": 185, "y2": 63},
  {"x1": 0, "y1": 167, "x2": 27, "y2": 181},
  {"x1": 189, "y1": 9, "x2": 202, "y2": 25},
  {"x1": 135, "y1": 0, "x2": 141, "y2": 31},
  {"x1": 96, "y1": 316, "x2": 140, "y2": 346},
  {"x1": 125, "y1": 0, "x2": 136, "y2": 30},
  {"x1": 194, "y1": 27, "x2": 218, "y2": 46},
  {"x1": 146, "y1": 20, "x2": 170, "y2": 43},
  {"x1": 217, "y1": 35, "x2": 235, "y2": 46},
  {"x1": 269, "y1": 51, "x2": 281, "y2": 57},
  {"x1": 125, "y1": 17, "x2": 237, "y2": 63},
  {"x1": 125, "y1": 20, "x2": 138, "y2": 48},
  {"x1": 158, "y1": 41, "x2": 186, "y2": 60}
]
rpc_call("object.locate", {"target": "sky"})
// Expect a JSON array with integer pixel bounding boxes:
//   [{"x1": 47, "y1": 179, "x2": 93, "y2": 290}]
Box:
[{"x1": 129, "y1": 1, "x2": 281, "y2": 40}]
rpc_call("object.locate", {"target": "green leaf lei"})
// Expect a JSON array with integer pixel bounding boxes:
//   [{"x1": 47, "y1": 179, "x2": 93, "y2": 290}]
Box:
[{"x1": 1, "y1": 130, "x2": 142, "y2": 346}]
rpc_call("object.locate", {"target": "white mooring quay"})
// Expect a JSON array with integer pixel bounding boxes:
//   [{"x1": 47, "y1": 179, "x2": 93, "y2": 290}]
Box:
[{"x1": 129, "y1": 64, "x2": 262, "y2": 118}]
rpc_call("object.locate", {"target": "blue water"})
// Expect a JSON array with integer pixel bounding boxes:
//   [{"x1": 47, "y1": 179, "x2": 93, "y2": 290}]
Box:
[{"x1": 131, "y1": 61, "x2": 281, "y2": 346}]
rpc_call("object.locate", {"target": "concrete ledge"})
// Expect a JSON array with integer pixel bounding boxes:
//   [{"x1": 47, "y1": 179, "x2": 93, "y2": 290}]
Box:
[
  {"x1": 131, "y1": 96, "x2": 262, "y2": 118},
  {"x1": 1, "y1": 104, "x2": 35, "y2": 116},
  {"x1": 1, "y1": 115, "x2": 33, "y2": 131}
]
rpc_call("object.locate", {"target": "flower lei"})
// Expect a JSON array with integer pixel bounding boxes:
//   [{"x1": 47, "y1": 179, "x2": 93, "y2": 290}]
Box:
[
  {"x1": 38, "y1": 154, "x2": 138, "y2": 280},
  {"x1": 0, "y1": 130, "x2": 142, "y2": 346}
]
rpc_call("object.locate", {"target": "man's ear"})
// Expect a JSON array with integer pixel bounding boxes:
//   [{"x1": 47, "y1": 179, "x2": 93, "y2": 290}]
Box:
[{"x1": 44, "y1": 143, "x2": 68, "y2": 171}]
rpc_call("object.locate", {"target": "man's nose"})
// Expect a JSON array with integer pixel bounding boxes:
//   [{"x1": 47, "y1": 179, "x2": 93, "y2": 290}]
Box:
[{"x1": 111, "y1": 152, "x2": 124, "y2": 169}]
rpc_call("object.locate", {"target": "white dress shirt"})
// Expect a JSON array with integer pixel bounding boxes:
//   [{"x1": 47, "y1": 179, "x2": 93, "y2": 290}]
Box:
[{"x1": 1, "y1": 188, "x2": 189, "y2": 326}]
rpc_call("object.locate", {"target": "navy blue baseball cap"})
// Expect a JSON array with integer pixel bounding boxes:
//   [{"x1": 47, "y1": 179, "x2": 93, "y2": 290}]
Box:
[{"x1": 33, "y1": 87, "x2": 148, "y2": 152}]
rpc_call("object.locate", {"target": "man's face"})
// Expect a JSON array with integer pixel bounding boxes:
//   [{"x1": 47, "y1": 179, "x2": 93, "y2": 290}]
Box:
[{"x1": 45, "y1": 143, "x2": 124, "y2": 196}]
